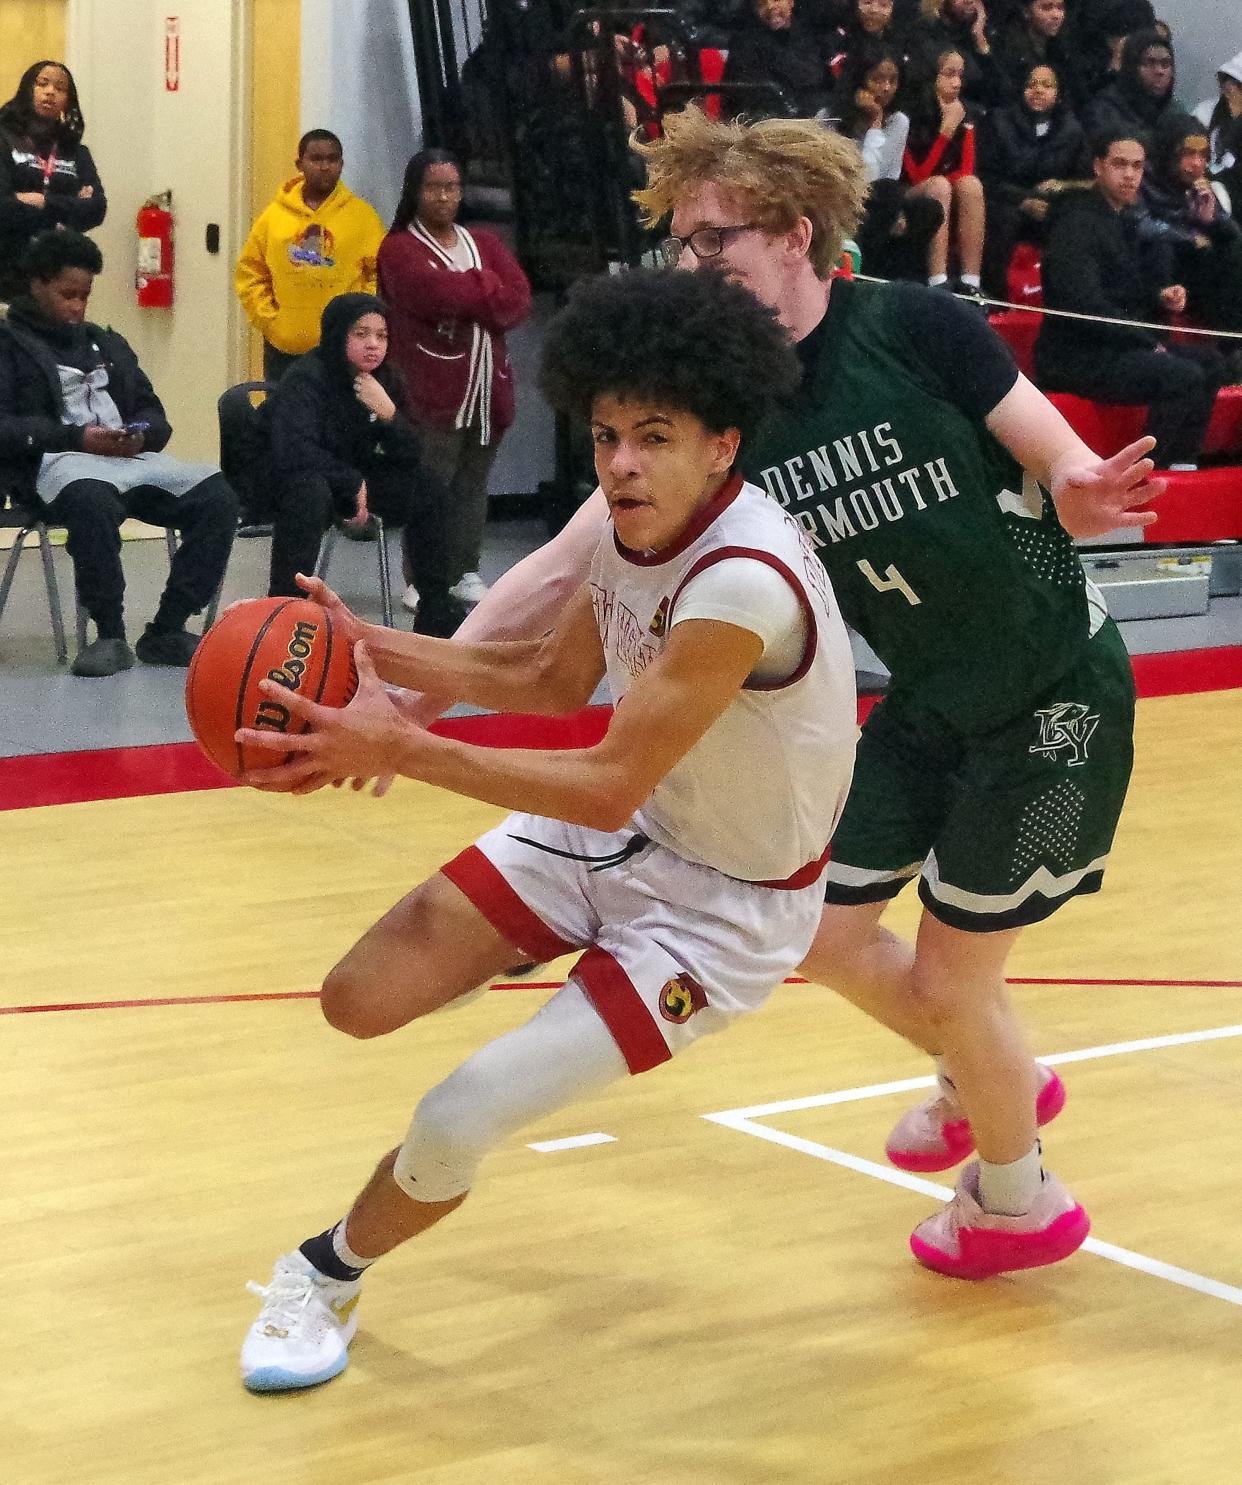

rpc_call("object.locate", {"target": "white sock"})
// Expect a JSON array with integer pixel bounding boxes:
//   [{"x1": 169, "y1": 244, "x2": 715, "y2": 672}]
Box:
[
  {"x1": 928, "y1": 273, "x2": 949, "y2": 287},
  {"x1": 331, "y1": 1220, "x2": 374, "y2": 1277},
  {"x1": 978, "y1": 1143, "x2": 1043, "y2": 1216},
  {"x1": 959, "y1": 272, "x2": 981, "y2": 289}
]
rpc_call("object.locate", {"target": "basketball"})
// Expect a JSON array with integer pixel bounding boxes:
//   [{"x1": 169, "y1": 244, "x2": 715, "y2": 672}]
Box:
[{"x1": 184, "y1": 597, "x2": 358, "y2": 779}]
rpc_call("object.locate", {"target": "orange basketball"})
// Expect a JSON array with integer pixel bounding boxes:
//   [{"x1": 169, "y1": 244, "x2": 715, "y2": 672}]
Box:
[{"x1": 184, "y1": 597, "x2": 358, "y2": 780}]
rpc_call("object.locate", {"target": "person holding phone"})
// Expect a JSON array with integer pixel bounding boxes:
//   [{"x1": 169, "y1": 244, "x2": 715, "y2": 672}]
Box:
[{"x1": 0, "y1": 230, "x2": 238, "y2": 675}]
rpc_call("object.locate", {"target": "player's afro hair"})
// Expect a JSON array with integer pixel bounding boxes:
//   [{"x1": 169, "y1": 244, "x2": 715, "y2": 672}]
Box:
[
  {"x1": 539, "y1": 267, "x2": 799, "y2": 446},
  {"x1": 22, "y1": 227, "x2": 103, "y2": 282}
]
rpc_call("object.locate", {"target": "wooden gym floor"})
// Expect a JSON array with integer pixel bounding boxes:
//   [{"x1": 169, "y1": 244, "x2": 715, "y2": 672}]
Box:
[{"x1": 1, "y1": 675, "x2": 1240, "y2": 1485}]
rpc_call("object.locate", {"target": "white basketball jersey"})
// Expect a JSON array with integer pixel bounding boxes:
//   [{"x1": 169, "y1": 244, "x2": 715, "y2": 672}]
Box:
[{"x1": 589, "y1": 474, "x2": 857, "y2": 883}]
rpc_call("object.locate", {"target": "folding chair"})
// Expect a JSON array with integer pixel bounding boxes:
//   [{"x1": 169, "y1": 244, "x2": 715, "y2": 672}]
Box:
[{"x1": 0, "y1": 492, "x2": 70, "y2": 663}]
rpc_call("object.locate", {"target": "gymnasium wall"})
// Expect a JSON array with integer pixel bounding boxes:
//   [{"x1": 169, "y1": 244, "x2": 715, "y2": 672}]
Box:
[{"x1": 1158, "y1": 4, "x2": 1241, "y2": 116}]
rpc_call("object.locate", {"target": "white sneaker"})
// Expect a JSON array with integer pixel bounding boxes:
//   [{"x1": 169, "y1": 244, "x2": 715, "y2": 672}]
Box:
[
  {"x1": 241, "y1": 1250, "x2": 361, "y2": 1392},
  {"x1": 401, "y1": 583, "x2": 420, "y2": 614},
  {"x1": 449, "y1": 571, "x2": 489, "y2": 604}
]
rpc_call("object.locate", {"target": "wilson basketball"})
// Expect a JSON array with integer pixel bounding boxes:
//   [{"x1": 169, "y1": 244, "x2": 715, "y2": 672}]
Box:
[{"x1": 184, "y1": 597, "x2": 358, "y2": 780}]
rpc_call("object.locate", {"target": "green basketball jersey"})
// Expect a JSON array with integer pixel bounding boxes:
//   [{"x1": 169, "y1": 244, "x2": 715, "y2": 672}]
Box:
[{"x1": 741, "y1": 279, "x2": 1101, "y2": 734}]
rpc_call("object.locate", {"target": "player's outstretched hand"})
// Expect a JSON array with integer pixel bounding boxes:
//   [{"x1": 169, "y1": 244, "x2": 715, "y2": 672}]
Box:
[
  {"x1": 1052, "y1": 436, "x2": 1165, "y2": 539},
  {"x1": 236, "y1": 643, "x2": 413, "y2": 792},
  {"x1": 293, "y1": 572, "x2": 368, "y2": 648}
]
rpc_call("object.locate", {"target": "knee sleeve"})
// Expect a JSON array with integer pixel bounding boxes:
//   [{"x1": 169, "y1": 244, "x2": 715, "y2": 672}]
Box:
[{"x1": 392, "y1": 981, "x2": 628, "y2": 1203}]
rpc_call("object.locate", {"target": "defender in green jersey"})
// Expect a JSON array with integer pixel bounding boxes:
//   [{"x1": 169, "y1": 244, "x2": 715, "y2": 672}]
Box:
[{"x1": 338, "y1": 113, "x2": 1162, "y2": 1284}]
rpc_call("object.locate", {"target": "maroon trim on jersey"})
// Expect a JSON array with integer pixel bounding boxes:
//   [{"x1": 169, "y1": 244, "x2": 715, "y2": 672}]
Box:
[
  {"x1": 754, "y1": 841, "x2": 832, "y2": 890},
  {"x1": 667, "y1": 546, "x2": 819, "y2": 692},
  {"x1": 573, "y1": 944, "x2": 672, "y2": 1074},
  {"x1": 612, "y1": 472, "x2": 744, "y2": 567},
  {"x1": 440, "y1": 845, "x2": 578, "y2": 961}
]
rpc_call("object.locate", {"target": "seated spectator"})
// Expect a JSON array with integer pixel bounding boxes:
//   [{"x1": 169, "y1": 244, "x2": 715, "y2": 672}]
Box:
[
  {"x1": 261, "y1": 293, "x2": 464, "y2": 638},
  {"x1": 979, "y1": 62, "x2": 1088, "y2": 296},
  {"x1": 0, "y1": 232, "x2": 237, "y2": 676},
  {"x1": 1034, "y1": 128, "x2": 1228, "y2": 467},
  {"x1": 993, "y1": 0, "x2": 1085, "y2": 107},
  {"x1": 1142, "y1": 118, "x2": 1242, "y2": 334},
  {"x1": 1193, "y1": 50, "x2": 1242, "y2": 214},
  {"x1": 901, "y1": 47, "x2": 986, "y2": 293},
  {"x1": 378, "y1": 150, "x2": 531, "y2": 610},
  {"x1": 827, "y1": 0, "x2": 910, "y2": 80},
  {"x1": 0, "y1": 61, "x2": 106, "y2": 303},
  {"x1": 1083, "y1": 28, "x2": 1192, "y2": 142},
  {"x1": 235, "y1": 130, "x2": 385, "y2": 382},
  {"x1": 1063, "y1": 0, "x2": 1156, "y2": 100},
  {"x1": 835, "y1": 42, "x2": 946, "y2": 278},
  {"x1": 913, "y1": 0, "x2": 1002, "y2": 109},
  {"x1": 722, "y1": 0, "x2": 834, "y2": 119}
]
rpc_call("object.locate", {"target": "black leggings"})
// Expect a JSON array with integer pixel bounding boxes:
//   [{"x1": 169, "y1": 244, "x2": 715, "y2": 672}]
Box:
[
  {"x1": 268, "y1": 467, "x2": 455, "y2": 617},
  {"x1": 41, "y1": 474, "x2": 238, "y2": 637}
]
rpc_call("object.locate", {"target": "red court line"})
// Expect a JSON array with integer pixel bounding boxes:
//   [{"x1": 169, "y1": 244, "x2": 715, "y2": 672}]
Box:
[{"x1": 3, "y1": 974, "x2": 1238, "y2": 1016}]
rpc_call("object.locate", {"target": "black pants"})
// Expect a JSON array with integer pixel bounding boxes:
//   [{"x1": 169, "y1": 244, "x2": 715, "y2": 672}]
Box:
[
  {"x1": 269, "y1": 467, "x2": 457, "y2": 626},
  {"x1": 856, "y1": 181, "x2": 945, "y2": 283},
  {"x1": 1040, "y1": 341, "x2": 1228, "y2": 465},
  {"x1": 981, "y1": 194, "x2": 1045, "y2": 300},
  {"x1": 41, "y1": 474, "x2": 238, "y2": 638}
]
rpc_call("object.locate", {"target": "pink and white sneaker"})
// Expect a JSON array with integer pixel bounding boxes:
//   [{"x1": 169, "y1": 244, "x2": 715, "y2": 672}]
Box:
[
  {"x1": 885, "y1": 1064, "x2": 1066, "y2": 1173},
  {"x1": 909, "y1": 1161, "x2": 1090, "y2": 1279}
]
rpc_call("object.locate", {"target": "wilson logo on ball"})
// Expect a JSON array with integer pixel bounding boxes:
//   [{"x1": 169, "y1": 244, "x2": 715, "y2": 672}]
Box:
[{"x1": 254, "y1": 619, "x2": 321, "y2": 734}]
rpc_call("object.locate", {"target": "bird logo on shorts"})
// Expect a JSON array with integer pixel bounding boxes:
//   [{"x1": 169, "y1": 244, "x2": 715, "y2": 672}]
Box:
[{"x1": 658, "y1": 972, "x2": 708, "y2": 1024}]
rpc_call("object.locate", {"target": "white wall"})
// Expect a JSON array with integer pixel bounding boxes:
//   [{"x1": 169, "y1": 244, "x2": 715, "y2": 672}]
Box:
[
  {"x1": 1161, "y1": 4, "x2": 1242, "y2": 116},
  {"x1": 66, "y1": 0, "x2": 247, "y2": 461},
  {"x1": 299, "y1": 0, "x2": 422, "y2": 228}
]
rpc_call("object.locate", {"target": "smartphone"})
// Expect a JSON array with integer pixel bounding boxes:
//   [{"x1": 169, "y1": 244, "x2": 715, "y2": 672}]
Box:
[{"x1": 123, "y1": 421, "x2": 150, "y2": 434}]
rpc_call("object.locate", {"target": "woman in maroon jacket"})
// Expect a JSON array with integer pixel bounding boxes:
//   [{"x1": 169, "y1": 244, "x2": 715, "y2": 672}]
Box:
[{"x1": 378, "y1": 150, "x2": 532, "y2": 609}]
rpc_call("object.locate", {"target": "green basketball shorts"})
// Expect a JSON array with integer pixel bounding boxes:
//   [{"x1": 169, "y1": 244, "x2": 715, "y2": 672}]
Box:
[{"x1": 823, "y1": 621, "x2": 1136, "y2": 932}]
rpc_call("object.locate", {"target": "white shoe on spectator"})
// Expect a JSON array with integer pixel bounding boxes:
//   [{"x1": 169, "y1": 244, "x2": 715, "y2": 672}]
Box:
[
  {"x1": 401, "y1": 583, "x2": 420, "y2": 614},
  {"x1": 450, "y1": 572, "x2": 489, "y2": 604}
]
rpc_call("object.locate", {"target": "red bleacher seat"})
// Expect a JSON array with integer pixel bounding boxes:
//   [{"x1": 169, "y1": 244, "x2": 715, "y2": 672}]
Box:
[
  {"x1": 988, "y1": 310, "x2": 1040, "y2": 378},
  {"x1": 1045, "y1": 393, "x2": 1147, "y2": 456},
  {"x1": 1006, "y1": 243, "x2": 1043, "y2": 306},
  {"x1": 1138, "y1": 465, "x2": 1242, "y2": 544},
  {"x1": 1204, "y1": 384, "x2": 1242, "y2": 457}
]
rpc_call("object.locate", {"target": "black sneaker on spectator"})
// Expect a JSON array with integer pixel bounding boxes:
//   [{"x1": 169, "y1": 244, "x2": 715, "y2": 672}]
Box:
[
  {"x1": 338, "y1": 514, "x2": 379, "y2": 542},
  {"x1": 71, "y1": 637, "x2": 134, "y2": 678},
  {"x1": 412, "y1": 596, "x2": 468, "y2": 639},
  {"x1": 953, "y1": 281, "x2": 988, "y2": 309},
  {"x1": 135, "y1": 625, "x2": 200, "y2": 667}
]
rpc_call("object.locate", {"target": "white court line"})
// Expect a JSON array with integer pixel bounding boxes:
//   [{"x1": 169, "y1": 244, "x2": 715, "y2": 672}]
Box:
[
  {"x1": 528, "y1": 1132, "x2": 617, "y2": 1153},
  {"x1": 703, "y1": 1022, "x2": 1242, "y2": 1309}
]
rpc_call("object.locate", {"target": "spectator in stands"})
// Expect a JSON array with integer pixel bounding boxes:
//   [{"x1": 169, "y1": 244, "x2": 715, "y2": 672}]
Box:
[
  {"x1": 378, "y1": 150, "x2": 531, "y2": 610},
  {"x1": 722, "y1": 0, "x2": 835, "y2": 119},
  {"x1": 1083, "y1": 29, "x2": 1191, "y2": 142},
  {"x1": 0, "y1": 61, "x2": 105, "y2": 303},
  {"x1": 979, "y1": 61, "x2": 1089, "y2": 296},
  {"x1": 1063, "y1": 0, "x2": 1156, "y2": 100},
  {"x1": 836, "y1": 42, "x2": 946, "y2": 278},
  {"x1": 992, "y1": 0, "x2": 1084, "y2": 107},
  {"x1": 913, "y1": 0, "x2": 1001, "y2": 109},
  {"x1": 1193, "y1": 50, "x2": 1242, "y2": 215},
  {"x1": 902, "y1": 47, "x2": 987, "y2": 294},
  {"x1": 827, "y1": 0, "x2": 910, "y2": 80},
  {"x1": 1142, "y1": 117, "x2": 1242, "y2": 335},
  {"x1": 235, "y1": 130, "x2": 385, "y2": 383},
  {"x1": 0, "y1": 232, "x2": 237, "y2": 676},
  {"x1": 1035, "y1": 127, "x2": 1228, "y2": 467},
  {"x1": 261, "y1": 293, "x2": 464, "y2": 639}
]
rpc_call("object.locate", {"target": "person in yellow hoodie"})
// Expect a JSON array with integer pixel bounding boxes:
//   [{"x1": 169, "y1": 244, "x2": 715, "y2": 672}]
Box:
[{"x1": 235, "y1": 130, "x2": 385, "y2": 381}]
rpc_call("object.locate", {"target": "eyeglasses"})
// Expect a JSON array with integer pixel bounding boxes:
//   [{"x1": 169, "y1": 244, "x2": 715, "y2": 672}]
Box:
[
  {"x1": 658, "y1": 224, "x2": 761, "y2": 266},
  {"x1": 1139, "y1": 55, "x2": 1173, "y2": 70}
]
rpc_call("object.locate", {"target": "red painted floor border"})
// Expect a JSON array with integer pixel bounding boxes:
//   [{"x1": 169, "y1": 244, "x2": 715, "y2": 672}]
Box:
[
  {"x1": 1, "y1": 645, "x2": 1238, "y2": 812},
  {"x1": 2, "y1": 974, "x2": 1238, "y2": 1016}
]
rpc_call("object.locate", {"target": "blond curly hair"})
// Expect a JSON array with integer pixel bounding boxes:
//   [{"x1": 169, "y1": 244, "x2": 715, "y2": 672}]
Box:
[{"x1": 633, "y1": 109, "x2": 867, "y2": 280}]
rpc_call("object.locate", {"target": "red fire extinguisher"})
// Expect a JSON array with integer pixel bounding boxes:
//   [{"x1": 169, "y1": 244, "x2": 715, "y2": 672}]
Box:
[{"x1": 136, "y1": 191, "x2": 174, "y2": 308}]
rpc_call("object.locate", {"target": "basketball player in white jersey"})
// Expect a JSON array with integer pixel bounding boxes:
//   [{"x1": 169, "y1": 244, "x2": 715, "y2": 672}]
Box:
[{"x1": 233, "y1": 267, "x2": 859, "y2": 1393}]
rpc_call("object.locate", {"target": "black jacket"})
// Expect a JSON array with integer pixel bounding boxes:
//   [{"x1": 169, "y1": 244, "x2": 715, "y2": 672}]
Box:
[
  {"x1": 0, "y1": 302, "x2": 171, "y2": 503},
  {"x1": 0, "y1": 131, "x2": 107, "y2": 298},
  {"x1": 1034, "y1": 189, "x2": 1173, "y2": 382},
  {"x1": 722, "y1": 17, "x2": 833, "y2": 118},
  {"x1": 978, "y1": 103, "x2": 1088, "y2": 203}
]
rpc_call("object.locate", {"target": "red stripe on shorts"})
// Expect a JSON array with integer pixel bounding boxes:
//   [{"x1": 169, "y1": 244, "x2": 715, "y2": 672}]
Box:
[
  {"x1": 440, "y1": 845, "x2": 578, "y2": 962},
  {"x1": 572, "y1": 944, "x2": 672, "y2": 1075}
]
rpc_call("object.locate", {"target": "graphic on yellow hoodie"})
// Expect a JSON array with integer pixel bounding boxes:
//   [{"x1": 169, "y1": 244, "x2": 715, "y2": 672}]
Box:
[{"x1": 235, "y1": 176, "x2": 385, "y2": 355}]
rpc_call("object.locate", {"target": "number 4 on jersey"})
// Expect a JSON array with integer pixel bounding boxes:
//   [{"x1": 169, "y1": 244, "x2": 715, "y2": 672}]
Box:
[{"x1": 857, "y1": 559, "x2": 921, "y2": 606}]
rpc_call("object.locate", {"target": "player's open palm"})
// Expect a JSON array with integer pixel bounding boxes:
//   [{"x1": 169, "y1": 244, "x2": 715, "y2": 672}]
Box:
[
  {"x1": 294, "y1": 572, "x2": 367, "y2": 649},
  {"x1": 1052, "y1": 436, "x2": 1164, "y2": 539}
]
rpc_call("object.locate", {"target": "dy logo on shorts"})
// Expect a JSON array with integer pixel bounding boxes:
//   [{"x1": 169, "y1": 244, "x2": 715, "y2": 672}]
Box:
[
  {"x1": 658, "y1": 972, "x2": 708, "y2": 1024},
  {"x1": 1030, "y1": 702, "x2": 1100, "y2": 767}
]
